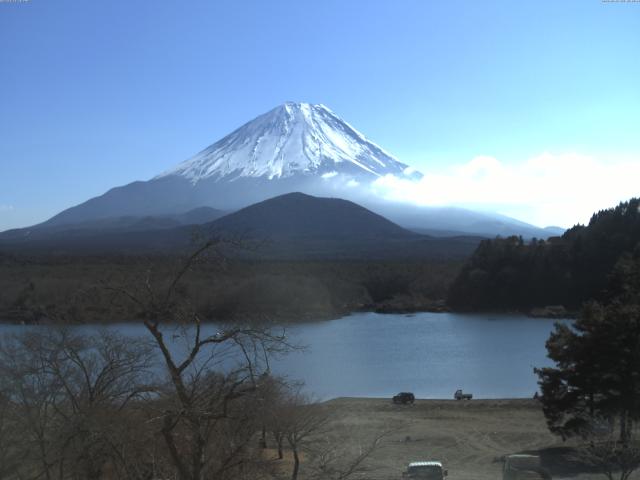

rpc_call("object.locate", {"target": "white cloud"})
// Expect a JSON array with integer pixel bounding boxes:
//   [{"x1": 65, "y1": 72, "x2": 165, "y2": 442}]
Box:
[
  {"x1": 371, "y1": 152, "x2": 640, "y2": 228},
  {"x1": 0, "y1": 205, "x2": 14, "y2": 212}
]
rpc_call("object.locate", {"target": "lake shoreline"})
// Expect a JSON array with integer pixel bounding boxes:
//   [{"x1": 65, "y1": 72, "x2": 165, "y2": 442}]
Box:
[{"x1": 0, "y1": 302, "x2": 576, "y2": 325}]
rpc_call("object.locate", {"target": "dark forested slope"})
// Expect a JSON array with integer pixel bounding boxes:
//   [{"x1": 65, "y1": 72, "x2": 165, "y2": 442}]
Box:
[{"x1": 447, "y1": 198, "x2": 640, "y2": 311}]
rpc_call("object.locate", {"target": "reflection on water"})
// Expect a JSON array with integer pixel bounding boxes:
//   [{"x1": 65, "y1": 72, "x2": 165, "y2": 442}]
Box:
[{"x1": 0, "y1": 312, "x2": 569, "y2": 400}]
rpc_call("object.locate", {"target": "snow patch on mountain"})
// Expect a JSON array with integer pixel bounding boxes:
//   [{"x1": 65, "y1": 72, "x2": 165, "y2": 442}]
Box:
[{"x1": 156, "y1": 102, "x2": 420, "y2": 183}]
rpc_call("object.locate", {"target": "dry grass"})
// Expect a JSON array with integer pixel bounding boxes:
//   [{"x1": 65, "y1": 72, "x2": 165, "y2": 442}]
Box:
[{"x1": 302, "y1": 398, "x2": 640, "y2": 480}]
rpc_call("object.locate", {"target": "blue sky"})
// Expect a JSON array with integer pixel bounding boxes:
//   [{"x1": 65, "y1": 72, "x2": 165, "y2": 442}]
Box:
[{"x1": 1, "y1": 0, "x2": 639, "y2": 229}]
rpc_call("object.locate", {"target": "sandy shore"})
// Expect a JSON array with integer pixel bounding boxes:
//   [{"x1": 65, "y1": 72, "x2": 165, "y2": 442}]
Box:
[{"x1": 307, "y1": 398, "x2": 630, "y2": 480}]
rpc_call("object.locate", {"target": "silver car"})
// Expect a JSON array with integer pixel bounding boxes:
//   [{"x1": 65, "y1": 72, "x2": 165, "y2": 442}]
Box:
[{"x1": 403, "y1": 461, "x2": 448, "y2": 480}]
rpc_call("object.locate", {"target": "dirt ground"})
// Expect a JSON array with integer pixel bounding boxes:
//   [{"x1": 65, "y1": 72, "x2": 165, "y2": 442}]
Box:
[{"x1": 307, "y1": 397, "x2": 636, "y2": 480}]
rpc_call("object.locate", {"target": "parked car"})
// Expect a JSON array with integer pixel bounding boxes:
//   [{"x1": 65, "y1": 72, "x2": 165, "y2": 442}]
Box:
[
  {"x1": 403, "y1": 461, "x2": 448, "y2": 480},
  {"x1": 454, "y1": 389, "x2": 472, "y2": 400},
  {"x1": 502, "y1": 454, "x2": 551, "y2": 480},
  {"x1": 393, "y1": 392, "x2": 415, "y2": 404}
]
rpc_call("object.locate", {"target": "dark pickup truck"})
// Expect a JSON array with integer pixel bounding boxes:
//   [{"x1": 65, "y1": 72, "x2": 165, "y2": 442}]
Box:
[
  {"x1": 454, "y1": 389, "x2": 473, "y2": 400},
  {"x1": 393, "y1": 392, "x2": 415, "y2": 404}
]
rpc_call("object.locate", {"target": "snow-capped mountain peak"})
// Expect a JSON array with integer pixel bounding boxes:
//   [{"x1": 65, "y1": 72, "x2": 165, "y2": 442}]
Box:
[{"x1": 157, "y1": 102, "x2": 420, "y2": 183}]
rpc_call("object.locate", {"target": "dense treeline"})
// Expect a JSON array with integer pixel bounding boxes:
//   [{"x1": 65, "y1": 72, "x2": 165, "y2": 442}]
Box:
[
  {"x1": 0, "y1": 255, "x2": 462, "y2": 324},
  {"x1": 536, "y1": 248, "x2": 640, "y2": 439},
  {"x1": 448, "y1": 198, "x2": 640, "y2": 312},
  {"x1": 532, "y1": 247, "x2": 640, "y2": 480}
]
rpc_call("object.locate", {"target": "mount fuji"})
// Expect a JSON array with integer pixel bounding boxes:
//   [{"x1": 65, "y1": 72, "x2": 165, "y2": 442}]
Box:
[
  {"x1": 42, "y1": 102, "x2": 420, "y2": 227},
  {"x1": 8, "y1": 102, "x2": 561, "y2": 239},
  {"x1": 159, "y1": 102, "x2": 419, "y2": 183}
]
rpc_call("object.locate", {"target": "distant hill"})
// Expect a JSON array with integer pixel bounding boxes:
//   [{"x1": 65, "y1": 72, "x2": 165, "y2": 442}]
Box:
[
  {"x1": 208, "y1": 192, "x2": 414, "y2": 239},
  {"x1": 448, "y1": 198, "x2": 640, "y2": 311},
  {"x1": 0, "y1": 193, "x2": 482, "y2": 260},
  {"x1": 370, "y1": 202, "x2": 564, "y2": 239},
  {"x1": 0, "y1": 206, "x2": 225, "y2": 242}
]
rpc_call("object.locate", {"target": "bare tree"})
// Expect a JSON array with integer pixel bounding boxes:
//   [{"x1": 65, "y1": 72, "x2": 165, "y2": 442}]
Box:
[
  {"x1": 0, "y1": 329, "x2": 74, "y2": 480},
  {"x1": 267, "y1": 385, "x2": 392, "y2": 480},
  {"x1": 306, "y1": 429, "x2": 390, "y2": 480},
  {"x1": 262, "y1": 376, "x2": 298, "y2": 460},
  {"x1": 279, "y1": 391, "x2": 329, "y2": 480},
  {"x1": 0, "y1": 239, "x2": 296, "y2": 480},
  {"x1": 574, "y1": 429, "x2": 640, "y2": 480},
  {"x1": 107, "y1": 239, "x2": 293, "y2": 480},
  {"x1": 0, "y1": 328, "x2": 156, "y2": 480},
  {"x1": 0, "y1": 382, "x2": 21, "y2": 479}
]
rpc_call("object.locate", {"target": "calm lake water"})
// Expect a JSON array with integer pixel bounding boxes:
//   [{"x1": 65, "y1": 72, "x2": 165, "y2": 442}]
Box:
[{"x1": 0, "y1": 312, "x2": 568, "y2": 400}]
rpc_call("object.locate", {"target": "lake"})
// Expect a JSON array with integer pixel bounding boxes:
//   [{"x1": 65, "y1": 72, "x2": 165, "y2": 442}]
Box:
[{"x1": 0, "y1": 312, "x2": 568, "y2": 400}]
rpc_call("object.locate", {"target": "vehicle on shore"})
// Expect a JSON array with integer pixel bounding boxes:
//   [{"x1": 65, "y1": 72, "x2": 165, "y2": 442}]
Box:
[
  {"x1": 403, "y1": 461, "x2": 448, "y2": 479},
  {"x1": 502, "y1": 454, "x2": 551, "y2": 480},
  {"x1": 393, "y1": 392, "x2": 415, "y2": 404},
  {"x1": 454, "y1": 389, "x2": 472, "y2": 400}
]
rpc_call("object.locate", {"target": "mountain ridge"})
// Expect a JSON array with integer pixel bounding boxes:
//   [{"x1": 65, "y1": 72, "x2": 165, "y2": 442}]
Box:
[
  {"x1": 7, "y1": 102, "x2": 564, "y2": 239},
  {"x1": 0, "y1": 192, "x2": 482, "y2": 260}
]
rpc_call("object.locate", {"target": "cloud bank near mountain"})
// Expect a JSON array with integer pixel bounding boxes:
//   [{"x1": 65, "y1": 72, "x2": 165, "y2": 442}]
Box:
[{"x1": 371, "y1": 152, "x2": 640, "y2": 228}]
